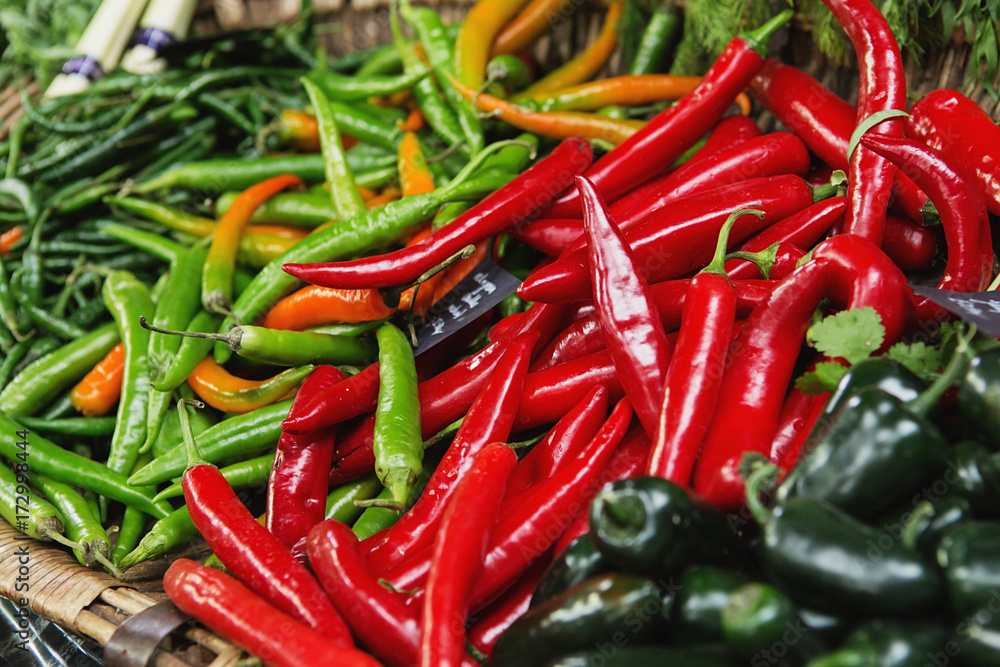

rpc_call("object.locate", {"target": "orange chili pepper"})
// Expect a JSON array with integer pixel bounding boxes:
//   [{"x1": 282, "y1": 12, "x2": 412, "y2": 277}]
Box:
[
  {"x1": 490, "y1": 0, "x2": 576, "y2": 57},
  {"x1": 448, "y1": 74, "x2": 644, "y2": 145},
  {"x1": 186, "y1": 357, "x2": 314, "y2": 413},
  {"x1": 1, "y1": 226, "x2": 25, "y2": 254},
  {"x1": 245, "y1": 225, "x2": 310, "y2": 242},
  {"x1": 518, "y1": 74, "x2": 704, "y2": 111},
  {"x1": 203, "y1": 174, "x2": 302, "y2": 315},
  {"x1": 274, "y1": 110, "x2": 357, "y2": 153},
  {"x1": 427, "y1": 241, "x2": 490, "y2": 310},
  {"x1": 454, "y1": 0, "x2": 534, "y2": 89},
  {"x1": 263, "y1": 285, "x2": 395, "y2": 331},
  {"x1": 397, "y1": 109, "x2": 426, "y2": 132},
  {"x1": 512, "y1": 0, "x2": 624, "y2": 101},
  {"x1": 70, "y1": 342, "x2": 125, "y2": 417},
  {"x1": 398, "y1": 132, "x2": 437, "y2": 197},
  {"x1": 364, "y1": 186, "x2": 402, "y2": 210}
]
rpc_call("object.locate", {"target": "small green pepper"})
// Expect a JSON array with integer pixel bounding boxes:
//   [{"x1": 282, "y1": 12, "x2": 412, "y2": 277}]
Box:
[
  {"x1": 588, "y1": 476, "x2": 741, "y2": 576},
  {"x1": 491, "y1": 573, "x2": 663, "y2": 667},
  {"x1": 721, "y1": 582, "x2": 828, "y2": 663},
  {"x1": 530, "y1": 535, "x2": 612, "y2": 608},
  {"x1": 671, "y1": 566, "x2": 747, "y2": 646}
]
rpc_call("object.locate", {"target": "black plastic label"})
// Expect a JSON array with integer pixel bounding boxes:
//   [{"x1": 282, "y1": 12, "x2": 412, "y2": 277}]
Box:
[
  {"x1": 412, "y1": 259, "x2": 521, "y2": 355},
  {"x1": 910, "y1": 285, "x2": 1000, "y2": 335}
]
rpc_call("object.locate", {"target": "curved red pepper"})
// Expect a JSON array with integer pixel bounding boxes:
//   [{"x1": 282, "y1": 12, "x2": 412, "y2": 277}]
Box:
[
  {"x1": 519, "y1": 174, "x2": 815, "y2": 304},
  {"x1": 467, "y1": 556, "x2": 553, "y2": 658},
  {"x1": 882, "y1": 213, "x2": 940, "y2": 272},
  {"x1": 771, "y1": 387, "x2": 830, "y2": 472},
  {"x1": 860, "y1": 133, "x2": 993, "y2": 325},
  {"x1": 163, "y1": 559, "x2": 381, "y2": 667},
  {"x1": 819, "y1": 0, "x2": 906, "y2": 244},
  {"x1": 183, "y1": 456, "x2": 352, "y2": 644},
  {"x1": 420, "y1": 442, "x2": 517, "y2": 667},
  {"x1": 363, "y1": 330, "x2": 539, "y2": 575},
  {"x1": 541, "y1": 10, "x2": 792, "y2": 218},
  {"x1": 578, "y1": 174, "x2": 672, "y2": 437},
  {"x1": 748, "y1": 60, "x2": 926, "y2": 223},
  {"x1": 283, "y1": 137, "x2": 592, "y2": 289},
  {"x1": 307, "y1": 520, "x2": 480, "y2": 667},
  {"x1": 906, "y1": 89, "x2": 1000, "y2": 216},
  {"x1": 266, "y1": 365, "x2": 344, "y2": 557},
  {"x1": 692, "y1": 234, "x2": 915, "y2": 509}
]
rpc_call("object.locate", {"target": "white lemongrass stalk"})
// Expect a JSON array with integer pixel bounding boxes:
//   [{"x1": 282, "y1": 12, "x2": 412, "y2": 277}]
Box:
[
  {"x1": 44, "y1": 0, "x2": 150, "y2": 98},
  {"x1": 120, "y1": 0, "x2": 199, "y2": 74}
]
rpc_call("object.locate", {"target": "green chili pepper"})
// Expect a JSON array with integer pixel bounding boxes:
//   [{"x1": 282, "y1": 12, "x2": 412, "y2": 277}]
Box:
[
  {"x1": 486, "y1": 54, "x2": 533, "y2": 93},
  {"x1": 671, "y1": 566, "x2": 748, "y2": 646},
  {"x1": 366, "y1": 322, "x2": 423, "y2": 509},
  {"x1": 150, "y1": 389, "x2": 218, "y2": 459},
  {"x1": 117, "y1": 505, "x2": 199, "y2": 571},
  {"x1": 14, "y1": 300, "x2": 88, "y2": 341},
  {"x1": 629, "y1": 1, "x2": 682, "y2": 75},
  {"x1": 153, "y1": 451, "x2": 275, "y2": 503},
  {"x1": 355, "y1": 43, "x2": 405, "y2": 77},
  {"x1": 0, "y1": 322, "x2": 119, "y2": 417},
  {"x1": 721, "y1": 582, "x2": 829, "y2": 663},
  {"x1": 805, "y1": 619, "x2": 950, "y2": 667},
  {"x1": 0, "y1": 411, "x2": 171, "y2": 519},
  {"x1": 959, "y1": 348, "x2": 1000, "y2": 448},
  {"x1": 128, "y1": 400, "x2": 292, "y2": 486},
  {"x1": 588, "y1": 476, "x2": 742, "y2": 576},
  {"x1": 325, "y1": 473, "x2": 383, "y2": 524},
  {"x1": 112, "y1": 451, "x2": 155, "y2": 566},
  {"x1": 0, "y1": 459, "x2": 64, "y2": 541},
  {"x1": 746, "y1": 462, "x2": 945, "y2": 619},
  {"x1": 531, "y1": 534, "x2": 612, "y2": 608},
  {"x1": 301, "y1": 77, "x2": 367, "y2": 218},
  {"x1": 14, "y1": 416, "x2": 117, "y2": 437},
  {"x1": 308, "y1": 65, "x2": 430, "y2": 101},
  {"x1": 491, "y1": 573, "x2": 663, "y2": 667},
  {"x1": 781, "y1": 353, "x2": 960, "y2": 521},
  {"x1": 32, "y1": 473, "x2": 112, "y2": 569},
  {"x1": 97, "y1": 220, "x2": 186, "y2": 263},
  {"x1": 103, "y1": 271, "x2": 154, "y2": 479},
  {"x1": 153, "y1": 310, "x2": 220, "y2": 393},
  {"x1": 215, "y1": 191, "x2": 338, "y2": 227}
]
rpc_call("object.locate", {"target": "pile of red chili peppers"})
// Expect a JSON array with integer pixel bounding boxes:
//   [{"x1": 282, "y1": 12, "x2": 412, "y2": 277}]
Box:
[{"x1": 4, "y1": 0, "x2": 1000, "y2": 664}]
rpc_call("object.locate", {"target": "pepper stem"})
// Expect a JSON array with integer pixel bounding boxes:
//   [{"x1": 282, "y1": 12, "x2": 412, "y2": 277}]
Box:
[
  {"x1": 92, "y1": 550, "x2": 124, "y2": 579},
  {"x1": 701, "y1": 207, "x2": 764, "y2": 277},
  {"x1": 900, "y1": 500, "x2": 934, "y2": 551},
  {"x1": 908, "y1": 323, "x2": 976, "y2": 418},
  {"x1": 378, "y1": 244, "x2": 476, "y2": 308},
  {"x1": 725, "y1": 243, "x2": 779, "y2": 280},
  {"x1": 140, "y1": 316, "x2": 241, "y2": 351},
  {"x1": 743, "y1": 456, "x2": 779, "y2": 525},
  {"x1": 741, "y1": 9, "x2": 794, "y2": 56},
  {"x1": 178, "y1": 398, "x2": 209, "y2": 469}
]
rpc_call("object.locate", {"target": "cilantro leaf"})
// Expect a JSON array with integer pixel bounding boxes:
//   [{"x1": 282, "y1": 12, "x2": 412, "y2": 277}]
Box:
[
  {"x1": 806, "y1": 307, "x2": 885, "y2": 364},
  {"x1": 794, "y1": 361, "x2": 848, "y2": 395},
  {"x1": 884, "y1": 342, "x2": 942, "y2": 379}
]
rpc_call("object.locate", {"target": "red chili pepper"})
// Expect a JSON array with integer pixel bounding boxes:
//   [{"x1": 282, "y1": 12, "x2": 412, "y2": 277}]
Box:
[
  {"x1": 614, "y1": 132, "x2": 810, "y2": 225},
  {"x1": 748, "y1": 60, "x2": 926, "y2": 223},
  {"x1": 175, "y1": 401, "x2": 352, "y2": 644},
  {"x1": 604, "y1": 114, "x2": 765, "y2": 222},
  {"x1": 541, "y1": 10, "x2": 793, "y2": 217},
  {"x1": 724, "y1": 197, "x2": 846, "y2": 280},
  {"x1": 377, "y1": 398, "x2": 634, "y2": 604},
  {"x1": 420, "y1": 442, "x2": 517, "y2": 667},
  {"x1": 467, "y1": 555, "x2": 553, "y2": 658},
  {"x1": 519, "y1": 174, "x2": 815, "y2": 304},
  {"x1": 882, "y1": 213, "x2": 940, "y2": 272},
  {"x1": 163, "y1": 559, "x2": 382, "y2": 667},
  {"x1": 647, "y1": 207, "x2": 761, "y2": 485},
  {"x1": 770, "y1": 385, "x2": 830, "y2": 470},
  {"x1": 818, "y1": 0, "x2": 906, "y2": 244},
  {"x1": 282, "y1": 137, "x2": 592, "y2": 289},
  {"x1": 531, "y1": 279, "x2": 772, "y2": 370},
  {"x1": 307, "y1": 520, "x2": 480, "y2": 667},
  {"x1": 266, "y1": 365, "x2": 344, "y2": 557},
  {"x1": 906, "y1": 89, "x2": 1000, "y2": 216},
  {"x1": 691, "y1": 234, "x2": 915, "y2": 509},
  {"x1": 363, "y1": 330, "x2": 539, "y2": 575},
  {"x1": 577, "y1": 175, "x2": 672, "y2": 437},
  {"x1": 285, "y1": 301, "x2": 567, "y2": 435},
  {"x1": 504, "y1": 384, "x2": 609, "y2": 497},
  {"x1": 860, "y1": 134, "x2": 993, "y2": 324}
]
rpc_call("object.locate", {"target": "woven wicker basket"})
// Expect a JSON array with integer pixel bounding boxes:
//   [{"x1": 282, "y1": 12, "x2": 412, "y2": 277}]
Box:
[{"x1": 1, "y1": 1, "x2": 998, "y2": 665}]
